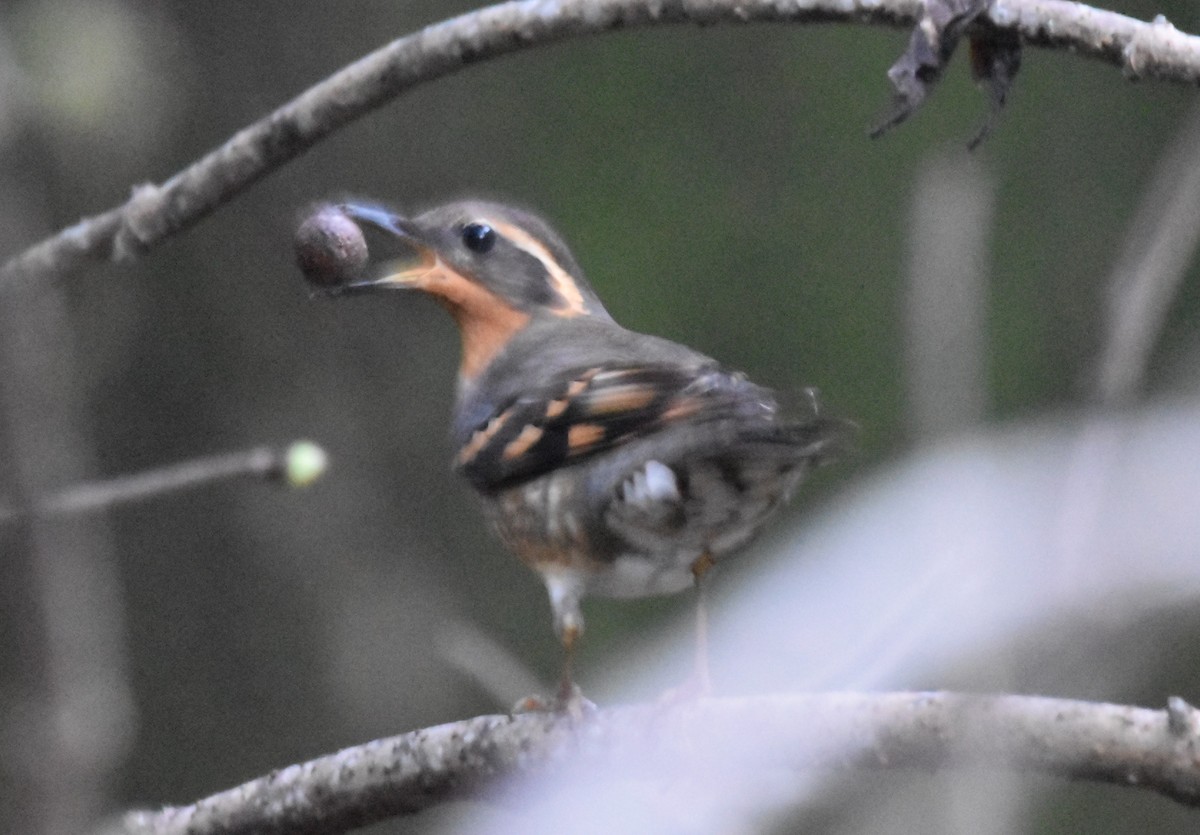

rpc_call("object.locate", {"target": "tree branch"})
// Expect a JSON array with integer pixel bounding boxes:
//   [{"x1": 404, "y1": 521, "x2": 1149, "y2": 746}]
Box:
[
  {"x1": 0, "y1": 442, "x2": 326, "y2": 524},
  {"x1": 2, "y1": 0, "x2": 1198, "y2": 291},
  {"x1": 1095, "y1": 102, "x2": 1200, "y2": 405},
  {"x1": 120, "y1": 691, "x2": 1200, "y2": 835}
]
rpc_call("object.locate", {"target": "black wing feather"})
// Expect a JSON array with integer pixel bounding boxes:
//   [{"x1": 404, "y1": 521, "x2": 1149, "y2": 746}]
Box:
[{"x1": 455, "y1": 364, "x2": 773, "y2": 492}]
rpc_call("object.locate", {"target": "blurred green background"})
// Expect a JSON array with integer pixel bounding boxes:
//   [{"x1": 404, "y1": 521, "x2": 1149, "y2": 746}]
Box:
[{"x1": 1, "y1": 1, "x2": 1198, "y2": 833}]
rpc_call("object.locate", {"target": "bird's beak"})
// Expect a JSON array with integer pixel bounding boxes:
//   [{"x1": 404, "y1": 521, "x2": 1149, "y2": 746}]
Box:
[{"x1": 335, "y1": 202, "x2": 439, "y2": 295}]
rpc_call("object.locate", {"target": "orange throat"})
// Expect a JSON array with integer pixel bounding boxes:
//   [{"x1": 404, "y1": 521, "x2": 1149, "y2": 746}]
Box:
[
  {"x1": 401, "y1": 255, "x2": 532, "y2": 381},
  {"x1": 446, "y1": 299, "x2": 529, "y2": 381},
  {"x1": 428, "y1": 280, "x2": 529, "y2": 381}
]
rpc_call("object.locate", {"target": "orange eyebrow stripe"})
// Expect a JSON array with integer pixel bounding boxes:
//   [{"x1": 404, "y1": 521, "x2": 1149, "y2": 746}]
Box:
[
  {"x1": 567, "y1": 423, "x2": 605, "y2": 451},
  {"x1": 488, "y1": 219, "x2": 588, "y2": 317},
  {"x1": 502, "y1": 424, "x2": 545, "y2": 460}
]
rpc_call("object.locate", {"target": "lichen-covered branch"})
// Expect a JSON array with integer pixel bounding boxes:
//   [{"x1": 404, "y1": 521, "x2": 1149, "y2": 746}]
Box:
[
  {"x1": 2, "y1": 0, "x2": 1198, "y2": 291},
  {"x1": 990, "y1": 0, "x2": 1200, "y2": 81},
  {"x1": 121, "y1": 691, "x2": 1200, "y2": 835}
]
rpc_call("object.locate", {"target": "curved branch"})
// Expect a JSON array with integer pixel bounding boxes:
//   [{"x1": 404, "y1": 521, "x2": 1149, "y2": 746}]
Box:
[
  {"x1": 120, "y1": 691, "x2": 1200, "y2": 835},
  {"x1": 2, "y1": 0, "x2": 1198, "y2": 291}
]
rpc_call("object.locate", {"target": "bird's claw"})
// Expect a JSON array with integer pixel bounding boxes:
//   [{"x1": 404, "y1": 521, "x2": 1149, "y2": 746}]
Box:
[{"x1": 511, "y1": 682, "x2": 597, "y2": 719}]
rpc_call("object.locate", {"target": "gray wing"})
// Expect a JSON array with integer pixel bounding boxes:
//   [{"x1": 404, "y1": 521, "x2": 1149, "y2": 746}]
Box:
[{"x1": 597, "y1": 390, "x2": 845, "y2": 558}]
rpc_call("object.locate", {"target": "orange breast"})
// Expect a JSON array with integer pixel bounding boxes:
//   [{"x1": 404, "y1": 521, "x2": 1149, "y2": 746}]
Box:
[{"x1": 411, "y1": 259, "x2": 531, "y2": 381}]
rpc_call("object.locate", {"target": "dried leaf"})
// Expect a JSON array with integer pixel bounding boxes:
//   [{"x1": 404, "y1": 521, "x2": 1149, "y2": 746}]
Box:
[
  {"x1": 967, "y1": 26, "x2": 1023, "y2": 150},
  {"x1": 870, "y1": 0, "x2": 996, "y2": 141}
]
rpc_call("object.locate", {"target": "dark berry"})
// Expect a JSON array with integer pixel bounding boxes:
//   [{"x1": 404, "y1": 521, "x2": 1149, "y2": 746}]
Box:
[{"x1": 295, "y1": 205, "x2": 369, "y2": 287}]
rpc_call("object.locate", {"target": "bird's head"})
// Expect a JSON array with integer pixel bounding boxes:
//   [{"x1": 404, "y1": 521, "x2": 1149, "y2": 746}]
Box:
[{"x1": 297, "y1": 200, "x2": 611, "y2": 382}]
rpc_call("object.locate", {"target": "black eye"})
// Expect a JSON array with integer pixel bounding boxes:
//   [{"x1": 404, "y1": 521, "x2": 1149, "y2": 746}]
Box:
[{"x1": 462, "y1": 222, "x2": 496, "y2": 254}]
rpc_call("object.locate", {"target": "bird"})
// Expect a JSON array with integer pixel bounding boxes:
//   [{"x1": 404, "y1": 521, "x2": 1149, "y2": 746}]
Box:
[{"x1": 296, "y1": 199, "x2": 846, "y2": 708}]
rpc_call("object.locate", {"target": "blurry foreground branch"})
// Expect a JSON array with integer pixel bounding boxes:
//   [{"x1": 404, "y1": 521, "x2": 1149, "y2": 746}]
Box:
[
  {"x1": 2, "y1": 0, "x2": 1199, "y2": 290},
  {"x1": 123, "y1": 691, "x2": 1200, "y2": 835}
]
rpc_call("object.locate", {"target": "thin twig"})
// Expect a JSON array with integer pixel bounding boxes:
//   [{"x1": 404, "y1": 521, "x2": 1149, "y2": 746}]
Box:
[
  {"x1": 1095, "y1": 102, "x2": 1200, "y2": 405},
  {"x1": 120, "y1": 691, "x2": 1200, "y2": 835},
  {"x1": 1051, "y1": 104, "x2": 1200, "y2": 586},
  {"x1": 2, "y1": 0, "x2": 1198, "y2": 291},
  {"x1": 0, "y1": 442, "x2": 326, "y2": 524},
  {"x1": 434, "y1": 619, "x2": 545, "y2": 706}
]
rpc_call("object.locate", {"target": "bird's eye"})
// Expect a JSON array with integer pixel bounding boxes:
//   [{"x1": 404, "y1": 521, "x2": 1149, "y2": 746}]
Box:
[{"x1": 462, "y1": 223, "x2": 497, "y2": 254}]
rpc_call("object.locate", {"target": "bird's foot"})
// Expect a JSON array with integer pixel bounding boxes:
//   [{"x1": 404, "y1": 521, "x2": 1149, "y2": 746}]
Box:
[{"x1": 511, "y1": 681, "x2": 597, "y2": 719}]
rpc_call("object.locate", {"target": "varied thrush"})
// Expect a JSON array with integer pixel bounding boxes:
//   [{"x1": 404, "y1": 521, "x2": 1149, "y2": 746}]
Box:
[{"x1": 296, "y1": 200, "x2": 845, "y2": 703}]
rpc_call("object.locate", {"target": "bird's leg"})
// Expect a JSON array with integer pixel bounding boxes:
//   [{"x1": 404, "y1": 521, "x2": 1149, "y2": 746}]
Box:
[
  {"x1": 546, "y1": 572, "x2": 592, "y2": 715},
  {"x1": 691, "y1": 552, "x2": 717, "y2": 696},
  {"x1": 512, "y1": 580, "x2": 593, "y2": 716},
  {"x1": 552, "y1": 608, "x2": 596, "y2": 717},
  {"x1": 557, "y1": 620, "x2": 582, "y2": 707},
  {"x1": 658, "y1": 552, "x2": 718, "y2": 706}
]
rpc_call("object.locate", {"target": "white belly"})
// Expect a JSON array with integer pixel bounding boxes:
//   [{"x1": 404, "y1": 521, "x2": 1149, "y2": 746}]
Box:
[{"x1": 585, "y1": 551, "x2": 698, "y2": 598}]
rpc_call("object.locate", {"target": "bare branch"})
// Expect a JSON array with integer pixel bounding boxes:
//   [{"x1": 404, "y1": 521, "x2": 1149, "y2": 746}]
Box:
[
  {"x1": 990, "y1": 1, "x2": 1200, "y2": 82},
  {"x1": 0, "y1": 442, "x2": 326, "y2": 524},
  {"x1": 120, "y1": 691, "x2": 1200, "y2": 835},
  {"x1": 2, "y1": 0, "x2": 1198, "y2": 290},
  {"x1": 1095, "y1": 102, "x2": 1200, "y2": 405}
]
